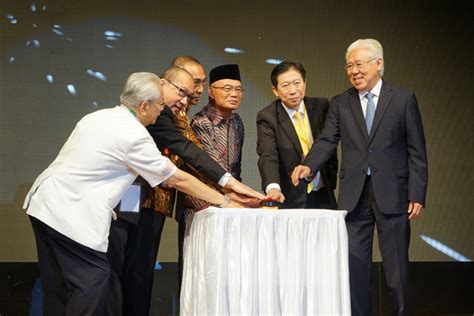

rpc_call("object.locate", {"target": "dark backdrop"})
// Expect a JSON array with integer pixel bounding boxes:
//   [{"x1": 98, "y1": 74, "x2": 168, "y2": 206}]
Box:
[{"x1": 0, "y1": 0, "x2": 472, "y2": 262}]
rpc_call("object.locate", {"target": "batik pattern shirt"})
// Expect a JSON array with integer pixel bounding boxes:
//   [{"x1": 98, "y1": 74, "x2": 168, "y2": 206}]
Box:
[{"x1": 182, "y1": 104, "x2": 244, "y2": 216}]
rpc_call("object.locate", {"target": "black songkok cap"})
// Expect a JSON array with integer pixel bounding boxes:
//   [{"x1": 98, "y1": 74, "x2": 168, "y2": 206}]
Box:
[{"x1": 209, "y1": 64, "x2": 241, "y2": 84}]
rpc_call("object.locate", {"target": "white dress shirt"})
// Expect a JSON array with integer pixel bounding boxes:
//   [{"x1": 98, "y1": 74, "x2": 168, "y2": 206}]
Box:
[{"x1": 24, "y1": 105, "x2": 177, "y2": 252}]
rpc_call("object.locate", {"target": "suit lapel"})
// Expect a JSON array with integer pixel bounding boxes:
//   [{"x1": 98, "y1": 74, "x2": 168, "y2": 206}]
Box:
[
  {"x1": 348, "y1": 88, "x2": 369, "y2": 139},
  {"x1": 276, "y1": 101, "x2": 303, "y2": 158},
  {"x1": 369, "y1": 81, "x2": 393, "y2": 144},
  {"x1": 305, "y1": 97, "x2": 322, "y2": 138}
]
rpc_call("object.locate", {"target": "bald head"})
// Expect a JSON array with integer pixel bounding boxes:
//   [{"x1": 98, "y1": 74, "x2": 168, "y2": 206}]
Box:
[
  {"x1": 160, "y1": 66, "x2": 194, "y2": 115},
  {"x1": 171, "y1": 56, "x2": 207, "y2": 106}
]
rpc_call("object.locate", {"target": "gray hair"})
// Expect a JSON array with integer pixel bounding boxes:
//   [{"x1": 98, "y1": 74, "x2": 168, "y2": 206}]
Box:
[
  {"x1": 120, "y1": 72, "x2": 162, "y2": 108},
  {"x1": 345, "y1": 38, "x2": 385, "y2": 77}
]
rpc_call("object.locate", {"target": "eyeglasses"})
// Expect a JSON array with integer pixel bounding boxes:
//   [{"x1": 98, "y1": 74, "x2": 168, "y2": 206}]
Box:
[
  {"x1": 165, "y1": 79, "x2": 188, "y2": 98},
  {"x1": 211, "y1": 85, "x2": 245, "y2": 95},
  {"x1": 344, "y1": 58, "x2": 376, "y2": 71},
  {"x1": 193, "y1": 78, "x2": 207, "y2": 88},
  {"x1": 278, "y1": 80, "x2": 304, "y2": 93}
]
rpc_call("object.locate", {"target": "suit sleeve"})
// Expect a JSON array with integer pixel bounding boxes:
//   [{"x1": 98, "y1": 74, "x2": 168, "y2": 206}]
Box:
[
  {"x1": 303, "y1": 98, "x2": 341, "y2": 174},
  {"x1": 318, "y1": 99, "x2": 339, "y2": 189},
  {"x1": 256, "y1": 109, "x2": 281, "y2": 191},
  {"x1": 146, "y1": 109, "x2": 226, "y2": 184},
  {"x1": 405, "y1": 93, "x2": 428, "y2": 205}
]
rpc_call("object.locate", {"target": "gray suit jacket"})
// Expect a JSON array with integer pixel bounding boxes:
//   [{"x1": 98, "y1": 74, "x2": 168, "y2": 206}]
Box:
[{"x1": 303, "y1": 81, "x2": 428, "y2": 214}]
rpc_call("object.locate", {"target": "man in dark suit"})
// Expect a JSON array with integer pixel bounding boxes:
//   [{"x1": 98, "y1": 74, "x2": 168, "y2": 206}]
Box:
[
  {"x1": 257, "y1": 62, "x2": 337, "y2": 209},
  {"x1": 292, "y1": 39, "x2": 428, "y2": 316}
]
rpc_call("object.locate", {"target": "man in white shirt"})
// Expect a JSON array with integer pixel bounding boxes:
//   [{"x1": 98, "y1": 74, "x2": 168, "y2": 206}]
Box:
[{"x1": 23, "y1": 72, "x2": 252, "y2": 315}]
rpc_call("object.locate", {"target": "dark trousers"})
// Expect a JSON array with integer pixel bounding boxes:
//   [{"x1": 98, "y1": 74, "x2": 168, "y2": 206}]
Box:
[
  {"x1": 345, "y1": 177, "x2": 412, "y2": 316},
  {"x1": 108, "y1": 208, "x2": 166, "y2": 316},
  {"x1": 306, "y1": 186, "x2": 338, "y2": 209},
  {"x1": 30, "y1": 216, "x2": 121, "y2": 316}
]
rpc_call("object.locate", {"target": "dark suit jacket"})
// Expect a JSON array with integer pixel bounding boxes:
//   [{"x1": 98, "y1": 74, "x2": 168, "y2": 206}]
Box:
[
  {"x1": 116, "y1": 106, "x2": 227, "y2": 223},
  {"x1": 147, "y1": 106, "x2": 226, "y2": 183},
  {"x1": 303, "y1": 81, "x2": 428, "y2": 214},
  {"x1": 257, "y1": 97, "x2": 338, "y2": 209}
]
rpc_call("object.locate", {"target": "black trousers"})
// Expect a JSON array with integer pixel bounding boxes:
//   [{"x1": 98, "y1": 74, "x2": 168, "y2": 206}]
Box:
[
  {"x1": 345, "y1": 177, "x2": 412, "y2": 316},
  {"x1": 108, "y1": 208, "x2": 166, "y2": 316},
  {"x1": 30, "y1": 216, "x2": 121, "y2": 316},
  {"x1": 305, "y1": 186, "x2": 338, "y2": 209}
]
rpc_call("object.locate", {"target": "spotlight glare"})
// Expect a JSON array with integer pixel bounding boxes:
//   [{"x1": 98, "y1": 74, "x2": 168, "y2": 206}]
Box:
[
  {"x1": 420, "y1": 235, "x2": 472, "y2": 262},
  {"x1": 266, "y1": 58, "x2": 283, "y2": 65},
  {"x1": 224, "y1": 47, "x2": 244, "y2": 54}
]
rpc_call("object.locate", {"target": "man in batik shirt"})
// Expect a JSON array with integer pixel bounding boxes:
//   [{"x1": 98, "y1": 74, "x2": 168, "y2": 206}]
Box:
[{"x1": 182, "y1": 64, "x2": 245, "y2": 216}]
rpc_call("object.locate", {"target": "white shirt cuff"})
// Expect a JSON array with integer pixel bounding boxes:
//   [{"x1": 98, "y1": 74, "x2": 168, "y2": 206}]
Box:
[
  {"x1": 218, "y1": 172, "x2": 232, "y2": 187},
  {"x1": 265, "y1": 183, "x2": 281, "y2": 195}
]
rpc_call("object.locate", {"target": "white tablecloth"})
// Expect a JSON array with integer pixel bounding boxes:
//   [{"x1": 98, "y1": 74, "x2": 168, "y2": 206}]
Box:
[{"x1": 180, "y1": 207, "x2": 351, "y2": 315}]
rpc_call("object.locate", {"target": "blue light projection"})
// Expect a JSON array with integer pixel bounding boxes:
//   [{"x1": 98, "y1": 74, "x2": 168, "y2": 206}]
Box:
[
  {"x1": 46, "y1": 74, "x2": 53, "y2": 83},
  {"x1": 420, "y1": 235, "x2": 471, "y2": 262},
  {"x1": 52, "y1": 28, "x2": 64, "y2": 36},
  {"x1": 224, "y1": 47, "x2": 244, "y2": 54},
  {"x1": 266, "y1": 58, "x2": 283, "y2": 65},
  {"x1": 67, "y1": 84, "x2": 77, "y2": 96},
  {"x1": 104, "y1": 31, "x2": 122, "y2": 37},
  {"x1": 26, "y1": 40, "x2": 40, "y2": 48},
  {"x1": 86, "y1": 69, "x2": 107, "y2": 81},
  {"x1": 31, "y1": 3, "x2": 37, "y2": 12},
  {"x1": 5, "y1": 13, "x2": 17, "y2": 24},
  {"x1": 104, "y1": 30, "x2": 122, "y2": 48}
]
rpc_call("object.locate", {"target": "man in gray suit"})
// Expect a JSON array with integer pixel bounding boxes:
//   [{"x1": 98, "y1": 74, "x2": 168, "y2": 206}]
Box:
[{"x1": 292, "y1": 38, "x2": 428, "y2": 316}]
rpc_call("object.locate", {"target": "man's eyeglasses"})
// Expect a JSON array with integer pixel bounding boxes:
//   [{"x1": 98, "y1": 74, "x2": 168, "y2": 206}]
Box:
[
  {"x1": 211, "y1": 85, "x2": 245, "y2": 95},
  {"x1": 165, "y1": 79, "x2": 188, "y2": 98},
  {"x1": 344, "y1": 58, "x2": 376, "y2": 71},
  {"x1": 193, "y1": 78, "x2": 207, "y2": 88}
]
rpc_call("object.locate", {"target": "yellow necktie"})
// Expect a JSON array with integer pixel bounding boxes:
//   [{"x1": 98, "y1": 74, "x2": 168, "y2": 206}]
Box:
[{"x1": 293, "y1": 111, "x2": 314, "y2": 193}]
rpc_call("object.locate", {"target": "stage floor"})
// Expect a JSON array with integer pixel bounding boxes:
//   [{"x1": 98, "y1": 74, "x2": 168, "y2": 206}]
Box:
[{"x1": 1, "y1": 262, "x2": 473, "y2": 315}]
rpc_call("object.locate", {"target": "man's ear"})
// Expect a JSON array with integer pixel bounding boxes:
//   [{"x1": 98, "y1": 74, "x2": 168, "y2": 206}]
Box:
[
  {"x1": 137, "y1": 100, "x2": 149, "y2": 115},
  {"x1": 271, "y1": 86, "x2": 279, "y2": 98},
  {"x1": 208, "y1": 86, "x2": 214, "y2": 99}
]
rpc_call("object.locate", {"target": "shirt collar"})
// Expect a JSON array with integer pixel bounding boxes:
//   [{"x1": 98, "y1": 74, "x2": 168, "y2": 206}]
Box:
[
  {"x1": 281, "y1": 100, "x2": 305, "y2": 118},
  {"x1": 358, "y1": 78, "x2": 383, "y2": 100},
  {"x1": 120, "y1": 104, "x2": 139, "y2": 120},
  {"x1": 202, "y1": 103, "x2": 231, "y2": 125}
]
